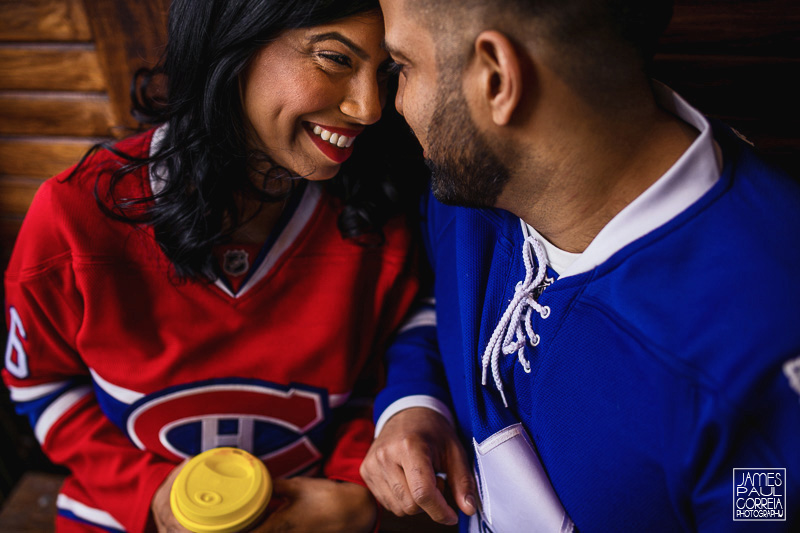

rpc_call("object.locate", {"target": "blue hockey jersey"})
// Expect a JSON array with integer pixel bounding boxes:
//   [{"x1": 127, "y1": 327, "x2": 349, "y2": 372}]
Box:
[{"x1": 376, "y1": 116, "x2": 800, "y2": 530}]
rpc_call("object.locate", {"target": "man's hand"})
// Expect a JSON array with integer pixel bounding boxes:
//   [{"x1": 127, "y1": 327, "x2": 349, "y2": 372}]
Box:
[{"x1": 360, "y1": 407, "x2": 477, "y2": 525}]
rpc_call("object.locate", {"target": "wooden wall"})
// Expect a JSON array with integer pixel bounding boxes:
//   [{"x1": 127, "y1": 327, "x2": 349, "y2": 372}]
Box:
[
  {"x1": 655, "y1": 0, "x2": 800, "y2": 176},
  {"x1": 0, "y1": 0, "x2": 169, "y2": 290},
  {"x1": 0, "y1": 0, "x2": 169, "y2": 503}
]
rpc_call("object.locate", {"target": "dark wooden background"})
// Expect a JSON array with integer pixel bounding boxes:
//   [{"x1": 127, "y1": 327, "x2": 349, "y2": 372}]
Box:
[
  {"x1": 0, "y1": 0, "x2": 170, "y2": 507},
  {"x1": 654, "y1": 0, "x2": 799, "y2": 175},
  {"x1": 0, "y1": 0, "x2": 798, "y2": 524}
]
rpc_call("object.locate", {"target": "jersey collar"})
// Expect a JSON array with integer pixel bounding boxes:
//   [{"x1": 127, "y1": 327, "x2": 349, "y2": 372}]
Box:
[{"x1": 537, "y1": 82, "x2": 722, "y2": 278}]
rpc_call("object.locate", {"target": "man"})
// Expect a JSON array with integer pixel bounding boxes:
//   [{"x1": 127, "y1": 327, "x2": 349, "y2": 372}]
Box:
[{"x1": 361, "y1": 0, "x2": 800, "y2": 531}]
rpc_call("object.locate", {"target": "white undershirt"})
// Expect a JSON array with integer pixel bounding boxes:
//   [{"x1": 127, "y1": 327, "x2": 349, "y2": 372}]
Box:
[{"x1": 522, "y1": 223, "x2": 580, "y2": 276}]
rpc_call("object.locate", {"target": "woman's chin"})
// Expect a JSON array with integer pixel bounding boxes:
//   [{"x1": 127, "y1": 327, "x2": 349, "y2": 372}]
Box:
[{"x1": 303, "y1": 165, "x2": 342, "y2": 182}]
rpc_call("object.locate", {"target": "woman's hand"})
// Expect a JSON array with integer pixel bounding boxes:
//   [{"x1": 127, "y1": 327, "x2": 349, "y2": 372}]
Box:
[
  {"x1": 152, "y1": 459, "x2": 376, "y2": 532},
  {"x1": 256, "y1": 477, "x2": 377, "y2": 533},
  {"x1": 151, "y1": 460, "x2": 191, "y2": 533}
]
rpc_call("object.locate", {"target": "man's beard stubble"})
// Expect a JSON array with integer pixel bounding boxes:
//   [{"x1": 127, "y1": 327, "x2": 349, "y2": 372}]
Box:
[{"x1": 424, "y1": 83, "x2": 512, "y2": 208}]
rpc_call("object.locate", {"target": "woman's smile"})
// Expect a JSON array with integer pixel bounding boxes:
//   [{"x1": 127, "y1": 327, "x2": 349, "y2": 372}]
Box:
[{"x1": 304, "y1": 122, "x2": 363, "y2": 163}]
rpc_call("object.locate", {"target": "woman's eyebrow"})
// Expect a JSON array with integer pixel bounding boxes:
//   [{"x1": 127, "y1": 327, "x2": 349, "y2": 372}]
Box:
[{"x1": 308, "y1": 32, "x2": 369, "y2": 60}]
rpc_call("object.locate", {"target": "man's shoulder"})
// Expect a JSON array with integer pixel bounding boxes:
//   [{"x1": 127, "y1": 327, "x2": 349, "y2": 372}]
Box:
[
  {"x1": 594, "y1": 125, "x2": 800, "y2": 294},
  {"x1": 689, "y1": 126, "x2": 800, "y2": 275},
  {"x1": 574, "y1": 130, "x2": 800, "y2": 391},
  {"x1": 714, "y1": 121, "x2": 800, "y2": 209}
]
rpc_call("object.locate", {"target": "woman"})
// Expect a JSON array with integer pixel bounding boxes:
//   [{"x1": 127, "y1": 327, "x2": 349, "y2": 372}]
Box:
[{"x1": 2, "y1": 0, "x2": 426, "y2": 531}]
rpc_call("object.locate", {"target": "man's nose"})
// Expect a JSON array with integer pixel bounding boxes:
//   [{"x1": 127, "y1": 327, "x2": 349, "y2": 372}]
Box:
[{"x1": 394, "y1": 75, "x2": 405, "y2": 117}]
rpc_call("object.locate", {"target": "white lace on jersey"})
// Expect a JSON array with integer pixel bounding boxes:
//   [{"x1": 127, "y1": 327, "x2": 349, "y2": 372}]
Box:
[{"x1": 481, "y1": 227, "x2": 551, "y2": 407}]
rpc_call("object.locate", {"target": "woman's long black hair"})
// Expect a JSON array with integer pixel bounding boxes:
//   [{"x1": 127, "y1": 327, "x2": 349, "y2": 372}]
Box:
[{"x1": 81, "y1": 0, "x2": 425, "y2": 280}]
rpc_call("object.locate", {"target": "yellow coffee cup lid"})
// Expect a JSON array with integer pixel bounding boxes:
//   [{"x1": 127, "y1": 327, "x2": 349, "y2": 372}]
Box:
[{"x1": 170, "y1": 447, "x2": 272, "y2": 533}]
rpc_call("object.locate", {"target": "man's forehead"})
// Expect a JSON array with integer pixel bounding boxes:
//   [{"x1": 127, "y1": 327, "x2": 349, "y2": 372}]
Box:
[
  {"x1": 379, "y1": 0, "x2": 406, "y2": 20},
  {"x1": 380, "y1": 0, "x2": 409, "y2": 35},
  {"x1": 380, "y1": 0, "x2": 432, "y2": 60}
]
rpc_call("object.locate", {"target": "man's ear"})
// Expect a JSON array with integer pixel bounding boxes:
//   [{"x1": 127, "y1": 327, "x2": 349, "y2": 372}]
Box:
[{"x1": 470, "y1": 30, "x2": 523, "y2": 126}]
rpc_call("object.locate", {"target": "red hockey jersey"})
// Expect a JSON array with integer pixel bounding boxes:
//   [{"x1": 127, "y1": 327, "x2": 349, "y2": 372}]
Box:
[{"x1": 3, "y1": 130, "x2": 422, "y2": 531}]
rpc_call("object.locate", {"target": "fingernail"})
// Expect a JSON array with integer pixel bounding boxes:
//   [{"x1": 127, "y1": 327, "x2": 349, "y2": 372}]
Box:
[{"x1": 465, "y1": 494, "x2": 477, "y2": 511}]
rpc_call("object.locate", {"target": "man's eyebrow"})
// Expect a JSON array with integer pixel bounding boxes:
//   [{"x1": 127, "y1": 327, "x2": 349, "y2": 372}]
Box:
[
  {"x1": 382, "y1": 40, "x2": 411, "y2": 64},
  {"x1": 308, "y1": 32, "x2": 369, "y2": 60}
]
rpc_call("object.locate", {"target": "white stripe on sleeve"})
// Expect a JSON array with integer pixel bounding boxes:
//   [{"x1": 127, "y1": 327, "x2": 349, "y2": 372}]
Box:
[
  {"x1": 57, "y1": 493, "x2": 125, "y2": 530},
  {"x1": 375, "y1": 394, "x2": 454, "y2": 437},
  {"x1": 34, "y1": 385, "x2": 92, "y2": 444},
  {"x1": 8, "y1": 381, "x2": 70, "y2": 402},
  {"x1": 90, "y1": 368, "x2": 144, "y2": 405},
  {"x1": 397, "y1": 308, "x2": 437, "y2": 334}
]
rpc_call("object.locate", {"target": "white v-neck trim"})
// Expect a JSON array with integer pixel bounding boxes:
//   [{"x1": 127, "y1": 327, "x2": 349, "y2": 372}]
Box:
[
  {"x1": 147, "y1": 125, "x2": 322, "y2": 299},
  {"x1": 213, "y1": 182, "x2": 321, "y2": 298},
  {"x1": 148, "y1": 124, "x2": 168, "y2": 193}
]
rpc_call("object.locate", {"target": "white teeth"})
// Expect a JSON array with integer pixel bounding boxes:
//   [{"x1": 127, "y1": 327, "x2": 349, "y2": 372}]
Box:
[{"x1": 310, "y1": 124, "x2": 355, "y2": 149}]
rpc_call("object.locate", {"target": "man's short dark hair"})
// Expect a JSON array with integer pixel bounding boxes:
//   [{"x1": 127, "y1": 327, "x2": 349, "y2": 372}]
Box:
[{"x1": 406, "y1": 0, "x2": 674, "y2": 103}]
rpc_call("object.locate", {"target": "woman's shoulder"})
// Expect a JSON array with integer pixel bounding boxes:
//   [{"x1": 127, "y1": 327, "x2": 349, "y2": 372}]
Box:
[
  {"x1": 35, "y1": 128, "x2": 156, "y2": 199},
  {"x1": 6, "y1": 129, "x2": 159, "y2": 276},
  {"x1": 67, "y1": 128, "x2": 157, "y2": 189}
]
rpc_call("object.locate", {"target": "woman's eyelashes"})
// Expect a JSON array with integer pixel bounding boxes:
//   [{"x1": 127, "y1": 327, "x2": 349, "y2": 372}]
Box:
[
  {"x1": 317, "y1": 51, "x2": 352, "y2": 68},
  {"x1": 314, "y1": 52, "x2": 400, "y2": 85}
]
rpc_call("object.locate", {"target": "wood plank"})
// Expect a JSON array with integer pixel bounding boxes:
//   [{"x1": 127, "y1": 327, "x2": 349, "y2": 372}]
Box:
[
  {"x1": 652, "y1": 53, "x2": 800, "y2": 178},
  {"x1": 0, "y1": 216, "x2": 23, "y2": 245},
  {"x1": 0, "y1": 44, "x2": 105, "y2": 91},
  {"x1": 663, "y1": 0, "x2": 800, "y2": 56},
  {"x1": 81, "y1": 0, "x2": 170, "y2": 130},
  {"x1": 0, "y1": 224, "x2": 22, "y2": 288},
  {"x1": 0, "y1": 0, "x2": 91, "y2": 42},
  {"x1": 0, "y1": 136, "x2": 101, "y2": 178},
  {"x1": 652, "y1": 54, "x2": 800, "y2": 122},
  {"x1": 0, "y1": 176, "x2": 46, "y2": 217},
  {"x1": 0, "y1": 92, "x2": 115, "y2": 137},
  {"x1": 0, "y1": 471, "x2": 63, "y2": 533},
  {"x1": 0, "y1": 216, "x2": 24, "y2": 268}
]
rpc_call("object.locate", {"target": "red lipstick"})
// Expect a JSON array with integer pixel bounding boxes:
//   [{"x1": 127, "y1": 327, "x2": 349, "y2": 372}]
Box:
[{"x1": 304, "y1": 122, "x2": 362, "y2": 164}]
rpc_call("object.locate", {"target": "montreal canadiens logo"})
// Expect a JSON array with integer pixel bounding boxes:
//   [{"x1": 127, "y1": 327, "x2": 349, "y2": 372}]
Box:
[{"x1": 125, "y1": 382, "x2": 328, "y2": 478}]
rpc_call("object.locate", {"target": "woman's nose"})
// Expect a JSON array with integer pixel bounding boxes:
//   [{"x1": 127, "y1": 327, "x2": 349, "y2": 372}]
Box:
[{"x1": 340, "y1": 75, "x2": 383, "y2": 125}]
